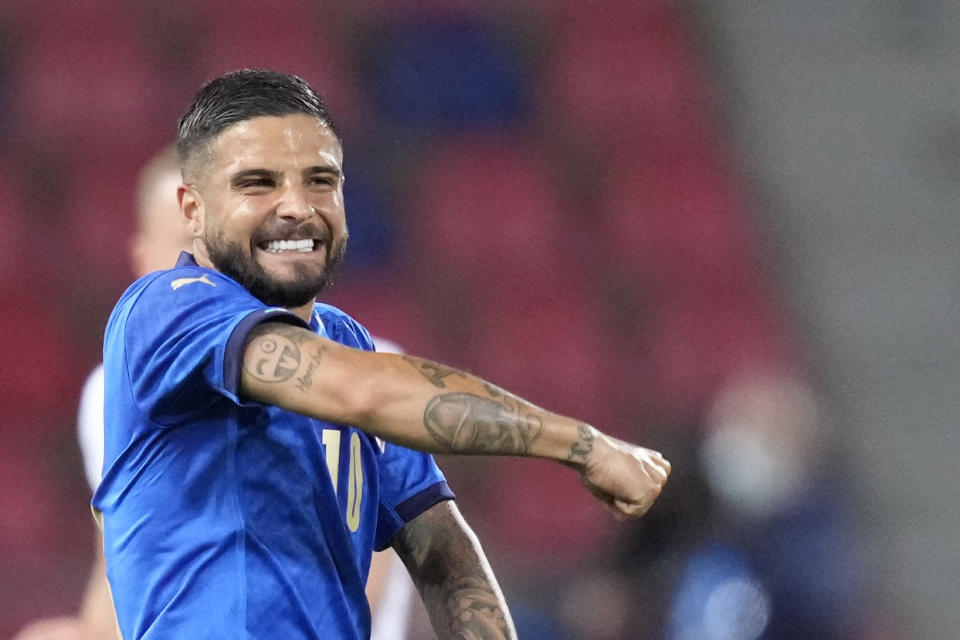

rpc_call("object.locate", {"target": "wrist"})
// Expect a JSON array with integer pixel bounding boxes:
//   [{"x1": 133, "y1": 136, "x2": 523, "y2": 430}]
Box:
[{"x1": 530, "y1": 417, "x2": 598, "y2": 469}]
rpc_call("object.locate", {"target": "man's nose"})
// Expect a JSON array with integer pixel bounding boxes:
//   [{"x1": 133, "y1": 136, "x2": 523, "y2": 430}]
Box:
[{"x1": 275, "y1": 185, "x2": 315, "y2": 220}]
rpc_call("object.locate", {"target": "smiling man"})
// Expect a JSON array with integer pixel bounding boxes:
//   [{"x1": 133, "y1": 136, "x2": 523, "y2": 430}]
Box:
[{"x1": 95, "y1": 70, "x2": 670, "y2": 640}]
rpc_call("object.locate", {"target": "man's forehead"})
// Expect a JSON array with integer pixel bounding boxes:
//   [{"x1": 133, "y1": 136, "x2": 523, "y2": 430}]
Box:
[{"x1": 210, "y1": 114, "x2": 342, "y2": 168}]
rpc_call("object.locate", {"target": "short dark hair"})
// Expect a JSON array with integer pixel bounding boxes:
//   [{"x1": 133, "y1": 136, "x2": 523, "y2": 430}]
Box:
[{"x1": 176, "y1": 69, "x2": 341, "y2": 178}]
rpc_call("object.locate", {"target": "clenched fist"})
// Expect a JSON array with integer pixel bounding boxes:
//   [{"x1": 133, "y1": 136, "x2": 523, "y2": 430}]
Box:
[{"x1": 570, "y1": 425, "x2": 671, "y2": 520}]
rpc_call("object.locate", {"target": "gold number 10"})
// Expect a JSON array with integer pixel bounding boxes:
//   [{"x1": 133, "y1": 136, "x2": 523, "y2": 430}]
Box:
[{"x1": 321, "y1": 429, "x2": 363, "y2": 532}]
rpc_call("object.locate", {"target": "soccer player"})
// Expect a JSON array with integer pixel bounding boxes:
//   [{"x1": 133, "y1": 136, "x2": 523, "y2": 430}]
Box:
[
  {"x1": 95, "y1": 69, "x2": 670, "y2": 639},
  {"x1": 15, "y1": 145, "x2": 420, "y2": 640}
]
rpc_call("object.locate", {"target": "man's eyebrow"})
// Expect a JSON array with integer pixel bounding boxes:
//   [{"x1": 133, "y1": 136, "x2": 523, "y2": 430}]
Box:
[{"x1": 305, "y1": 165, "x2": 342, "y2": 177}]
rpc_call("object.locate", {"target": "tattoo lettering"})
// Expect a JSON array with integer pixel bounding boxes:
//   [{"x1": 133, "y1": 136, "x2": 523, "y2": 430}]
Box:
[
  {"x1": 404, "y1": 356, "x2": 467, "y2": 389},
  {"x1": 294, "y1": 347, "x2": 326, "y2": 392},
  {"x1": 567, "y1": 422, "x2": 595, "y2": 463},
  {"x1": 422, "y1": 392, "x2": 543, "y2": 455},
  {"x1": 243, "y1": 323, "x2": 312, "y2": 384},
  {"x1": 396, "y1": 507, "x2": 514, "y2": 640}
]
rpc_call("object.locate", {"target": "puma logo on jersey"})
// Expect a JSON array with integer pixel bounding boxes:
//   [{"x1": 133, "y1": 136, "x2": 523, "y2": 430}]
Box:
[{"x1": 170, "y1": 274, "x2": 216, "y2": 290}]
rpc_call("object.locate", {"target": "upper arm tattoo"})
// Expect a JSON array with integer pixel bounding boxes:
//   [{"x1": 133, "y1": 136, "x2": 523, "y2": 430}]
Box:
[{"x1": 243, "y1": 323, "x2": 325, "y2": 388}]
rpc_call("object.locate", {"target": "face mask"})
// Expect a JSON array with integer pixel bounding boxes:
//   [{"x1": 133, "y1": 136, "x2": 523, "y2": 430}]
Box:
[{"x1": 701, "y1": 420, "x2": 806, "y2": 520}]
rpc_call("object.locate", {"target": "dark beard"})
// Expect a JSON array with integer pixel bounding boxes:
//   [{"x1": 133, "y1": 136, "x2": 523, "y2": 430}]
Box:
[{"x1": 204, "y1": 229, "x2": 347, "y2": 308}]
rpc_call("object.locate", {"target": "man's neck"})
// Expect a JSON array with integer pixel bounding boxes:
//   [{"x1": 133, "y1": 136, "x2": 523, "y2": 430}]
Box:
[{"x1": 286, "y1": 301, "x2": 315, "y2": 323}]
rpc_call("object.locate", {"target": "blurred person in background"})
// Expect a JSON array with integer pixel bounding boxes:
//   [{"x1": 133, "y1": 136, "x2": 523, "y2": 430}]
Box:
[
  {"x1": 551, "y1": 372, "x2": 872, "y2": 640},
  {"x1": 93, "y1": 69, "x2": 669, "y2": 639},
  {"x1": 666, "y1": 373, "x2": 868, "y2": 640},
  {"x1": 14, "y1": 145, "x2": 426, "y2": 640},
  {"x1": 12, "y1": 147, "x2": 189, "y2": 640}
]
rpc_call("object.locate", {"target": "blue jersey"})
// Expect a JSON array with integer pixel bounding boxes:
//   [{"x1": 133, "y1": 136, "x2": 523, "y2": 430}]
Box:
[{"x1": 94, "y1": 252, "x2": 452, "y2": 640}]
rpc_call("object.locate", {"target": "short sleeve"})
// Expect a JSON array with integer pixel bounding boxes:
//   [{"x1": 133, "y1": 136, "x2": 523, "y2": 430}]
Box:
[
  {"x1": 373, "y1": 444, "x2": 454, "y2": 550},
  {"x1": 108, "y1": 269, "x2": 308, "y2": 426}
]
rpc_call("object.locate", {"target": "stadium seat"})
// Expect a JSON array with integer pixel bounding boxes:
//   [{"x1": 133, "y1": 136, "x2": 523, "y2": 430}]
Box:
[
  {"x1": 192, "y1": 0, "x2": 366, "y2": 134},
  {"x1": 474, "y1": 457, "x2": 617, "y2": 565},
  {"x1": 640, "y1": 294, "x2": 796, "y2": 412},
  {"x1": 0, "y1": 158, "x2": 27, "y2": 289},
  {"x1": 539, "y1": 0, "x2": 706, "y2": 145},
  {"x1": 596, "y1": 147, "x2": 760, "y2": 300},
  {"x1": 59, "y1": 153, "x2": 142, "y2": 293},
  {"x1": 401, "y1": 134, "x2": 572, "y2": 296},
  {"x1": 339, "y1": 147, "x2": 401, "y2": 271},
  {"x1": 347, "y1": 0, "x2": 521, "y2": 17},
  {"x1": 8, "y1": 6, "x2": 160, "y2": 151},
  {"x1": 462, "y1": 289, "x2": 618, "y2": 430},
  {"x1": 0, "y1": 290, "x2": 88, "y2": 425},
  {"x1": 362, "y1": 18, "x2": 528, "y2": 130}
]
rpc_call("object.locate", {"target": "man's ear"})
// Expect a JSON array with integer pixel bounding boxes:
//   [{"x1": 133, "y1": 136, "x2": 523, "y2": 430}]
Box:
[{"x1": 179, "y1": 183, "x2": 204, "y2": 237}]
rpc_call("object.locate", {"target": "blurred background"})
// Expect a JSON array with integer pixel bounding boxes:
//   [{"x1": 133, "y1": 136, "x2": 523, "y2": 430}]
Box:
[{"x1": 0, "y1": 0, "x2": 954, "y2": 637}]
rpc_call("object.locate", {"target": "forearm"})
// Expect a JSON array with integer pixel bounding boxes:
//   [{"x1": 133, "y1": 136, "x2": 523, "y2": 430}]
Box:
[
  {"x1": 242, "y1": 323, "x2": 593, "y2": 463},
  {"x1": 362, "y1": 353, "x2": 592, "y2": 463},
  {"x1": 393, "y1": 502, "x2": 516, "y2": 640}
]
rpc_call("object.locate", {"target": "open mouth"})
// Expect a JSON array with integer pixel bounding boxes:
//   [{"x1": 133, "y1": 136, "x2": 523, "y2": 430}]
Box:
[{"x1": 259, "y1": 238, "x2": 320, "y2": 254}]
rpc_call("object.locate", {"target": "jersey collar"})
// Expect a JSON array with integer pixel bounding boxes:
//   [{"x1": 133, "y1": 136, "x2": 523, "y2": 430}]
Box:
[
  {"x1": 175, "y1": 251, "x2": 198, "y2": 267},
  {"x1": 176, "y1": 251, "x2": 324, "y2": 334}
]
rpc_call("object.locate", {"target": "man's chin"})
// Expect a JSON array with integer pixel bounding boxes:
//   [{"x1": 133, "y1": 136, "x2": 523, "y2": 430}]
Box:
[
  {"x1": 252, "y1": 265, "x2": 330, "y2": 307},
  {"x1": 250, "y1": 278, "x2": 323, "y2": 308}
]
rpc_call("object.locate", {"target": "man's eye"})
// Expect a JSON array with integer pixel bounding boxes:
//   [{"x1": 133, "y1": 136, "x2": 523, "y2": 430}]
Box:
[
  {"x1": 241, "y1": 178, "x2": 273, "y2": 188},
  {"x1": 310, "y1": 176, "x2": 336, "y2": 186}
]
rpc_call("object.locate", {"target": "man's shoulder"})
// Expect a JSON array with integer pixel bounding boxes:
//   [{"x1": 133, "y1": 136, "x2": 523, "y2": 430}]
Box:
[
  {"x1": 118, "y1": 264, "x2": 248, "y2": 311},
  {"x1": 106, "y1": 265, "x2": 259, "y2": 348},
  {"x1": 312, "y1": 301, "x2": 356, "y2": 324},
  {"x1": 312, "y1": 302, "x2": 374, "y2": 351}
]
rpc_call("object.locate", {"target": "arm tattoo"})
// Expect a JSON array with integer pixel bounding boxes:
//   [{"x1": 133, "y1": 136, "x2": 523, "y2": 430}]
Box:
[
  {"x1": 567, "y1": 422, "x2": 595, "y2": 463},
  {"x1": 293, "y1": 347, "x2": 326, "y2": 392},
  {"x1": 423, "y1": 392, "x2": 543, "y2": 455},
  {"x1": 395, "y1": 507, "x2": 514, "y2": 640},
  {"x1": 403, "y1": 355, "x2": 467, "y2": 388},
  {"x1": 244, "y1": 323, "x2": 323, "y2": 386}
]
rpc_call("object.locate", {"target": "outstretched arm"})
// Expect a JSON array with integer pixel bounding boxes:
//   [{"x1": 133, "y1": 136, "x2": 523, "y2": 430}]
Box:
[
  {"x1": 241, "y1": 322, "x2": 670, "y2": 519},
  {"x1": 392, "y1": 501, "x2": 515, "y2": 640}
]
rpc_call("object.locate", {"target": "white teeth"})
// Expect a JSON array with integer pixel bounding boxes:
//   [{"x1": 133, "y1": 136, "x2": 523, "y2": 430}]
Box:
[{"x1": 265, "y1": 239, "x2": 315, "y2": 253}]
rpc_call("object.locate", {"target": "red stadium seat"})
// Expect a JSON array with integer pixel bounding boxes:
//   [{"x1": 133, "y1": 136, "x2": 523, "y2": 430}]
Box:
[
  {"x1": 346, "y1": 0, "x2": 525, "y2": 19},
  {"x1": 8, "y1": 6, "x2": 161, "y2": 151},
  {"x1": 190, "y1": 0, "x2": 367, "y2": 135},
  {"x1": 59, "y1": 153, "x2": 142, "y2": 294},
  {"x1": 473, "y1": 457, "x2": 616, "y2": 566},
  {"x1": 640, "y1": 294, "x2": 796, "y2": 412},
  {"x1": 0, "y1": 290, "x2": 88, "y2": 426},
  {"x1": 539, "y1": 0, "x2": 707, "y2": 145},
  {"x1": 461, "y1": 290, "x2": 618, "y2": 431},
  {"x1": 402, "y1": 134, "x2": 575, "y2": 297},
  {"x1": 0, "y1": 158, "x2": 28, "y2": 289},
  {"x1": 596, "y1": 147, "x2": 761, "y2": 300}
]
